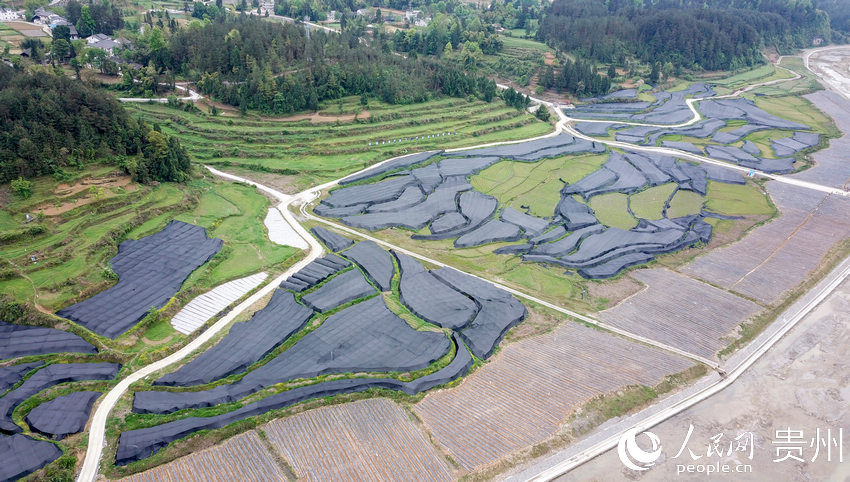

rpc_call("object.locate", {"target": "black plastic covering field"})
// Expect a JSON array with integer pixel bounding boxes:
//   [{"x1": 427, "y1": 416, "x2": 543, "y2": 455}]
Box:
[
  {"x1": 56, "y1": 221, "x2": 222, "y2": 338},
  {"x1": 0, "y1": 362, "x2": 119, "y2": 434},
  {"x1": 280, "y1": 254, "x2": 349, "y2": 292},
  {"x1": 117, "y1": 332, "x2": 472, "y2": 465},
  {"x1": 312, "y1": 133, "x2": 739, "y2": 278},
  {"x1": 25, "y1": 391, "x2": 101, "y2": 439},
  {"x1": 0, "y1": 434, "x2": 62, "y2": 481},
  {"x1": 300, "y1": 269, "x2": 376, "y2": 312},
  {"x1": 0, "y1": 322, "x2": 96, "y2": 360},
  {"x1": 0, "y1": 362, "x2": 42, "y2": 395},
  {"x1": 134, "y1": 296, "x2": 451, "y2": 414},
  {"x1": 119, "y1": 230, "x2": 528, "y2": 463},
  {"x1": 155, "y1": 290, "x2": 313, "y2": 387},
  {"x1": 572, "y1": 88, "x2": 816, "y2": 174},
  {"x1": 340, "y1": 241, "x2": 395, "y2": 291}
]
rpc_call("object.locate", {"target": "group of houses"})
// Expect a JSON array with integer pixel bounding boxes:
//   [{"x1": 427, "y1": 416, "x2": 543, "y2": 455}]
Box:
[{"x1": 29, "y1": 7, "x2": 124, "y2": 53}]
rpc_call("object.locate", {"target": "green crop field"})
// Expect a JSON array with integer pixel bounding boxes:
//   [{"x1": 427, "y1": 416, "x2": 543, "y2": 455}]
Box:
[
  {"x1": 666, "y1": 189, "x2": 704, "y2": 218},
  {"x1": 127, "y1": 96, "x2": 552, "y2": 190},
  {"x1": 588, "y1": 193, "x2": 636, "y2": 230},
  {"x1": 751, "y1": 94, "x2": 838, "y2": 137},
  {"x1": 707, "y1": 63, "x2": 794, "y2": 94},
  {"x1": 629, "y1": 183, "x2": 678, "y2": 220},
  {"x1": 471, "y1": 153, "x2": 608, "y2": 217},
  {"x1": 751, "y1": 56, "x2": 823, "y2": 96},
  {"x1": 704, "y1": 181, "x2": 774, "y2": 217}
]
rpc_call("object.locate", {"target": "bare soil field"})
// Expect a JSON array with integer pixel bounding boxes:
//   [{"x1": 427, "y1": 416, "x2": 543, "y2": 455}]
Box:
[
  {"x1": 36, "y1": 175, "x2": 137, "y2": 216},
  {"x1": 563, "y1": 278, "x2": 850, "y2": 481},
  {"x1": 262, "y1": 398, "x2": 453, "y2": 482},
  {"x1": 413, "y1": 322, "x2": 694, "y2": 471},
  {"x1": 599, "y1": 268, "x2": 762, "y2": 359},
  {"x1": 118, "y1": 430, "x2": 286, "y2": 482}
]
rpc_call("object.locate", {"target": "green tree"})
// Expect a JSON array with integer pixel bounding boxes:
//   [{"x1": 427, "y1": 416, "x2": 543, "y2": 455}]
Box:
[
  {"x1": 53, "y1": 25, "x2": 72, "y2": 43},
  {"x1": 51, "y1": 39, "x2": 70, "y2": 64},
  {"x1": 11, "y1": 177, "x2": 33, "y2": 199},
  {"x1": 607, "y1": 64, "x2": 617, "y2": 80},
  {"x1": 76, "y1": 5, "x2": 96, "y2": 38},
  {"x1": 649, "y1": 61, "x2": 661, "y2": 84}
]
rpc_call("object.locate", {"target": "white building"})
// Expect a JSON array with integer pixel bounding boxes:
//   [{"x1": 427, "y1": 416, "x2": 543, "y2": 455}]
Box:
[{"x1": 0, "y1": 7, "x2": 23, "y2": 21}]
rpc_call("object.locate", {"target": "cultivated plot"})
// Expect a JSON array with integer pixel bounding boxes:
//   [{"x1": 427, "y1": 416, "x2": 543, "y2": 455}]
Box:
[
  {"x1": 263, "y1": 398, "x2": 453, "y2": 482},
  {"x1": 598, "y1": 268, "x2": 762, "y2": 359},
  {"x1": 56, "y1": 221, "x2": 222, "y2": 338},
  {"x1": 118, "y1": 430, "x2": 286, "y2": 482},
  {"x1": 414, "y1": 322, "x2": 694, "y2": 471}
]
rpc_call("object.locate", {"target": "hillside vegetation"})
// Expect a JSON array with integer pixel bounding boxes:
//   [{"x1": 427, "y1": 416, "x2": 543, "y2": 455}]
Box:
[{"x1": 0, "y1": 65, "x2": 190, "y2": 184}]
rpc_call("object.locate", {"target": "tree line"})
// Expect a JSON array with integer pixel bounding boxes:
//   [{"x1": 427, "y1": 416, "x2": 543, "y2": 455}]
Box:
[
  {"x1": 538, "y1": 0, "x2": 831, "y2": 71},
  {"x1": 0, "y1": 65, "x2": 190, "y2": 183},
  {"x1": 121, "y1": 16, "x2": 498, "y2": 114}
]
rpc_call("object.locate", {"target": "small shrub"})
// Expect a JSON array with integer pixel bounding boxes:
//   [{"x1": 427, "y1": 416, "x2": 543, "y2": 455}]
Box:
[{"x1": 10, "y1": 177, "x2": 33, "y2": 199}]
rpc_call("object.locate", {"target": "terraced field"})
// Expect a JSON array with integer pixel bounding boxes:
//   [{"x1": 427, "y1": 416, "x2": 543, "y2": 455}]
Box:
[
  {"x1": 263, "y1": 398, "x2": 453, "y2": 482},
  {"x1": 127, "y1": 97, "x2": 552, "y2": 188},
  {"x1": 118, "y1": 430, "x2": 285, "y2": 482},
  {"x1": 413, "y1": 322, "x2": 694, "y2": 471}
]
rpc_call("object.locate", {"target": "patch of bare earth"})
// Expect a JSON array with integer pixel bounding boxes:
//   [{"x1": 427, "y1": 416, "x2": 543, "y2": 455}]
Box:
[{"x1": 37, "y1": 175, "x2": 136, "y2": 216}]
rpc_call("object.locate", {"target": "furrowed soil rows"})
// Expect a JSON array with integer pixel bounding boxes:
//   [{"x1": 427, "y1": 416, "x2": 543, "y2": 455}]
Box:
[
  {"x1": 119, "y1": 431, "x2": 284, "y2": 482},
  {"x1": 598, "y1": 268, "x2": 762, "y2": 359},
  {"x1": 263, "y1": 398, "x2": 453, "y2": 482},
  {"x1": 412, "y1": 323, "x2": 693, "y2": 471},
  {"x1": 684, "y1": 90, "x2": 850, "y2": 305}
]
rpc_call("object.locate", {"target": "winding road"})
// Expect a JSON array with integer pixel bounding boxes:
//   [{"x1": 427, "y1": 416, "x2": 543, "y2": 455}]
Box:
[{"x1": 76, "y1": 47, "x2": 849, "y2": 481}]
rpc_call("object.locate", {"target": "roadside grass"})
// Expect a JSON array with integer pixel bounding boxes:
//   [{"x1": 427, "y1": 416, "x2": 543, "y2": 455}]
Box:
[
  {"x1": 471, "y1": 153, "x2": 608, "y2": 217},
  {"x1": 127, "y1": 96, "x2": 552, "y2": 189},
  {"x1": 588, "y1": 193, "x2": 636, "y2": 229},
  {"x1": 629, "y1": 183, "x2": 677, "y2": 220}
]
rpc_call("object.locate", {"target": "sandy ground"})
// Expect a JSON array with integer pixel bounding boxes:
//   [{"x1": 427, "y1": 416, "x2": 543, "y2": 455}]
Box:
[
  {"x1": 807, "y1": 47, "x2": 850, "y2": 101},
  {"x1": 563, "y1": 278, "x2": 850, "y2": 481}
]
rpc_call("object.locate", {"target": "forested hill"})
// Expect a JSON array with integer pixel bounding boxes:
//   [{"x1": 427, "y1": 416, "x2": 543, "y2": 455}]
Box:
[
  {"x1": 0, "y1": 65, "x2": 190, "y2": 183},
  {"x1": 538, "y1": 0, "x2": 831, "y2": 71},
  {"x1": 138, "y1": 16, "x2": 495, "y2": 114}
]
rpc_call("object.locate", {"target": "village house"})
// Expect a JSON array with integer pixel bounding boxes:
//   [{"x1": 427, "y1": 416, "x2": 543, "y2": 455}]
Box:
[{"x1": 0, "y1": 7, "x2": 24, "y2": 21}]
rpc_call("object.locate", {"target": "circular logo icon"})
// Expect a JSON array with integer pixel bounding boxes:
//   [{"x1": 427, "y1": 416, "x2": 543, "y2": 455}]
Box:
[{"x1": 617, "y1": 428, "x2": 662, "y2": 471}]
